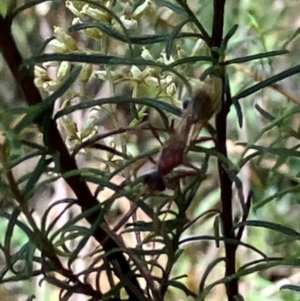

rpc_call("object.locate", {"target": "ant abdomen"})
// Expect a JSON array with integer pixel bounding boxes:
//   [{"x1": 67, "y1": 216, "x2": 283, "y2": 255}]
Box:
[
  {"x1": 143, "y1": 170, "x2": 166, "y2": 192},
  {"x1": 157, "y1": 141, "x2": 185, "y2": 175}
]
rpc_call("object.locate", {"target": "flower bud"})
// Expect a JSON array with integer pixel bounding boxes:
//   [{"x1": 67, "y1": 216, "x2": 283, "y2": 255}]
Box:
[
  {"x1": 81, "y1": 4, "x2": 107, "y2": 21},
  {"x1": 60, "y1": 116, "x2": 78, "y2": 135},
  {"x1": 86, "y1": 28, "x2": 102, "y2": 40},
  {"x1": 141, "y1": 46, "x2": 154, "y2": 60},
  {"x1": 34, "y1": 65, "x2": 50, "y2": 81},
  {"x1": 80, "y1": 63, "x2": 92, "y2": 83},
  {"x1": 65, "y1": 1, "x2": 82, "y2": 17},
  {"x1": 71, "y1": 17, "x2": 81, "y2": 26},
  {"x1": 81, "y1": 117, "x2": 98, "y2": 140},
  {"x1": 130, "y1": 65, "x2": 142, "y2": 78},
  {"x1": 166, "y1": 82, "x2": 176, "y2": 96},
  {"x1": 48, "y1": 39, "x2": 67, "y2": 53},
  {"x1": 57, "y1": 61, "x2": 71, "y2": 81},
  {"x1": 132, "y1": 0, "x2": 151, "y2": 20},
  {"x1": 191, "y1": 38, "x2": 205, "y2": 56},
  {"x1": 144, "y1": 76, "x2": 159, "y2": 86},
  {"x1": 120, "y1": 15, "x2": 137, "y2": 29},
  {"x1": 176, "y1": 44, "x2": 186, "y2": 59},
  {"x1": 54, "y1": 26, "x2": 77, "y2": 51},
  {"x1": 160, "y1": 75, "x2": 173, "y2": 87},
  {"x1": 42, "y1": 80, "x2": 59, "y2": 92},
  {"x1": 159, "y1": 50, "x2": 174, "y2": 64},
  {"x1": 34, "y1": 77, "x2": 44, "y2": 88}
]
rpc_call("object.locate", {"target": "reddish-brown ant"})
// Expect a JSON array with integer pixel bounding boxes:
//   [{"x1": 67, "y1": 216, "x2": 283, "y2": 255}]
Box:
[{"x1": 143, "y1": 76, "x2": 222, "y2": 192}]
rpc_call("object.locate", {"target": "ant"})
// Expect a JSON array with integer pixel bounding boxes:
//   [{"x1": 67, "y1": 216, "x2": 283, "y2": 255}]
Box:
[{"x1": 143, "y1": 76, "x2": 222, "y2": 192}]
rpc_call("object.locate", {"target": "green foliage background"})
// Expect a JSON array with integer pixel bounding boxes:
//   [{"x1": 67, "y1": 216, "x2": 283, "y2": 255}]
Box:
[{"x1": 0, "y1": 1, "x2": 300, "y2": 301}]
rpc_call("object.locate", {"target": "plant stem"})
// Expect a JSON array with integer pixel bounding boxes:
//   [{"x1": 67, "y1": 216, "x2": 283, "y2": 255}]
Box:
[{"x1": 211, "y1": 0, "x2": 239, "y2": 300}]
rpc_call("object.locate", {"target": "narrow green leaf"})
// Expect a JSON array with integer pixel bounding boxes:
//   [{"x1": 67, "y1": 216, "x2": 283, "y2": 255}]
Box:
[
  {"x1": 26, "y1": 52, "x2": 193, "y2": 89},
  {"x1": 41, "y1": 65, "x2": 82, "y2": 109},
  {"x1": 179, "y1": 235, "x2": 267, "y2": 258},
  {"x1": 6, "y1": 107, "x2": 28, "y2": 115},
  {"x1": 20, "y1": 139, "x2": 45, "y2": 151},
  {"x1": 9, "y1": 150, "x2": 43, "y2": 169},
  {"x1": 24, "y1": 242, "x2": 36, "y2": 275},
  {"x1": 233, "y1": 98, "x2": 243, "y2": 128},
  {"x1": 0, "y1": 211, "x2": 35, "y2": 239},
  {"x1": 32, "y1": 36, "x2": 55, "y2": 58},
  {"x1": 170, "y1": 274, "x2": 188, "y2": 282},
  {"x1": 129, "y1": 32, "x2": 201, "y2": 44},
  {"x1": 224, "y1": 49, "x2": 288, "y2": 65},
  {"x1": 234, "y1": 220, "x2": 300, "y2": 239},
  {"x1": 81, "y1": 175, "x2": 122, "y2": 192},
  {"x1": 168, "y1": 279, "x2": 197, "y2": 297},
  {"x1": 4, "y1": 208, "x2": 20, "y2": 272},
  {"x1": 232, "y1": 64, "x2": 300, "y2": 101},
  {"x1": 68, "y1": 210, "x2": 105, "y2": 267},
  {"x1": 238, "y1": 257, "x2": 283, "y2": 271},
  {"x1": 168, "y1": 55, "x2": 214, "y2": 68},
  {"x1": 226, "y1": 71, "x2": 243, "y2": 127},
  {"x1": 41, "y1": 199, "x2": 76, "y2": 235},
  {"x1": 247, "y1": 145, "x2": 300, "y2": 157},
  {"x1": 254, "y1": 184, "x2": 300, "y2": 210},
  {"x1": 26, "y1": 52, "x2": 155, "y2": 66},
  {"x1": 0, "y1": 243, "x2": 28, "y2": 280},
  {"x1": 281, "y1": 284, "x2": 300, "y2": 292},
  {"x1": 200, "y1": 64, "x2": 224, "y2": 80},
  {"x1": 165, "y1": 19, "x2": 190, "y2": 59},
  {"x1": 189, "y1": 146, "x2": 239, "y2": 172},
  {"x1": 282, "y1": 27, "x2": 300, "y2": 49},
  {"x1": 13, "y1": 104, "x2": 46, "y2": 135},
  {"x1": 197, "y1": 258, "x2": 286, "y2": 301},
  {"x1": 69, "y1": 22, "x2": 128, "y2": 43},
  {"x1": 23, "y1": 155, "x2": 52, "y2": 201},
  {"x1": 153, "y1": 0, "x2": 185, "y2": 14},
  {"x1": 28, "y1": 52, "x2": 213, "y2": 72},
  {"x1": 55, "y1": 96, "x2": 182, "y2": 120},
  {"x1": 49, "y1": 203, "x2": 102, "y2": 241},
  {"x1": 199, "y1": 257, "x2": 225, "y2": 292},
  {"x1": 255, "y1": 104, "x2": 275, "y2": 121},
  {"x1": 238, "y1": 105, "x2": 300, "y2": 168},
  {"x1": 222, "y1": 24, "x2": 238, "y2": 48}
]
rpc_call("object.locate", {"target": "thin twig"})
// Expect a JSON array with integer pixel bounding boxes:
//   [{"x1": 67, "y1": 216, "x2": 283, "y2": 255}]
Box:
[{"x1": 211, "y1": 0, "x2": 239, "y2": 299}]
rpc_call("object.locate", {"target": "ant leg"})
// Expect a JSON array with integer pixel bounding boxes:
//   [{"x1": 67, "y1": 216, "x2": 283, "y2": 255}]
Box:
[
  {"x1": 167, "y1": 169, "x2": 199, "y2": 183},
  {"x1": 182, "y1": 161, "x2": 201, "y2": 172},
  {"x1": 132, "y1": 153, "x2": 160, "y2": 178},
  {"x1": 148, "y1": 156, "x2": 157, "y2": 165},
  {"x1": 148, "y1": 123, "x2": 164, "y2": 146},
  {"x1": 190, "y1": 136, "x2": 214, "y2": 145}
]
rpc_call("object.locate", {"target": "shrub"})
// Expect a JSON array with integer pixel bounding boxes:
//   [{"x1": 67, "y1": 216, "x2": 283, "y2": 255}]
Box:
[{"x1": 0, "y1": 1, "x2": 300, "y2": 301}]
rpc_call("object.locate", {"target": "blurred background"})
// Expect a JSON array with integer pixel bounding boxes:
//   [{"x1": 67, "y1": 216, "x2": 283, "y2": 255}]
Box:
[{"x1": 1, "y1": 0, "x2": 300, "y2": 300}]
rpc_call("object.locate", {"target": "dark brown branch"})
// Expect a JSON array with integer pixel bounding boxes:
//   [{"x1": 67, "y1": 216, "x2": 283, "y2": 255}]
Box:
[
  {"x1": 0, "y1": 14, "x2": 143, "y2": 301},
  {"x1": 211, "y1": 1, "x2": 226, "y2": 51},
  {"x1": 211, "y1": 0, "x2": 239, "y2": 300}
]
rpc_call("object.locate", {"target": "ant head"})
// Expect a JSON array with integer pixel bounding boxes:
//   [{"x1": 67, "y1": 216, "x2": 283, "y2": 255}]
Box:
[
  {"x1": 182, "y1": 98, "x2": 192, "y2": 110},
  {"x1": 143, "y1": 171, "x2": 166, "y2": 192}
]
